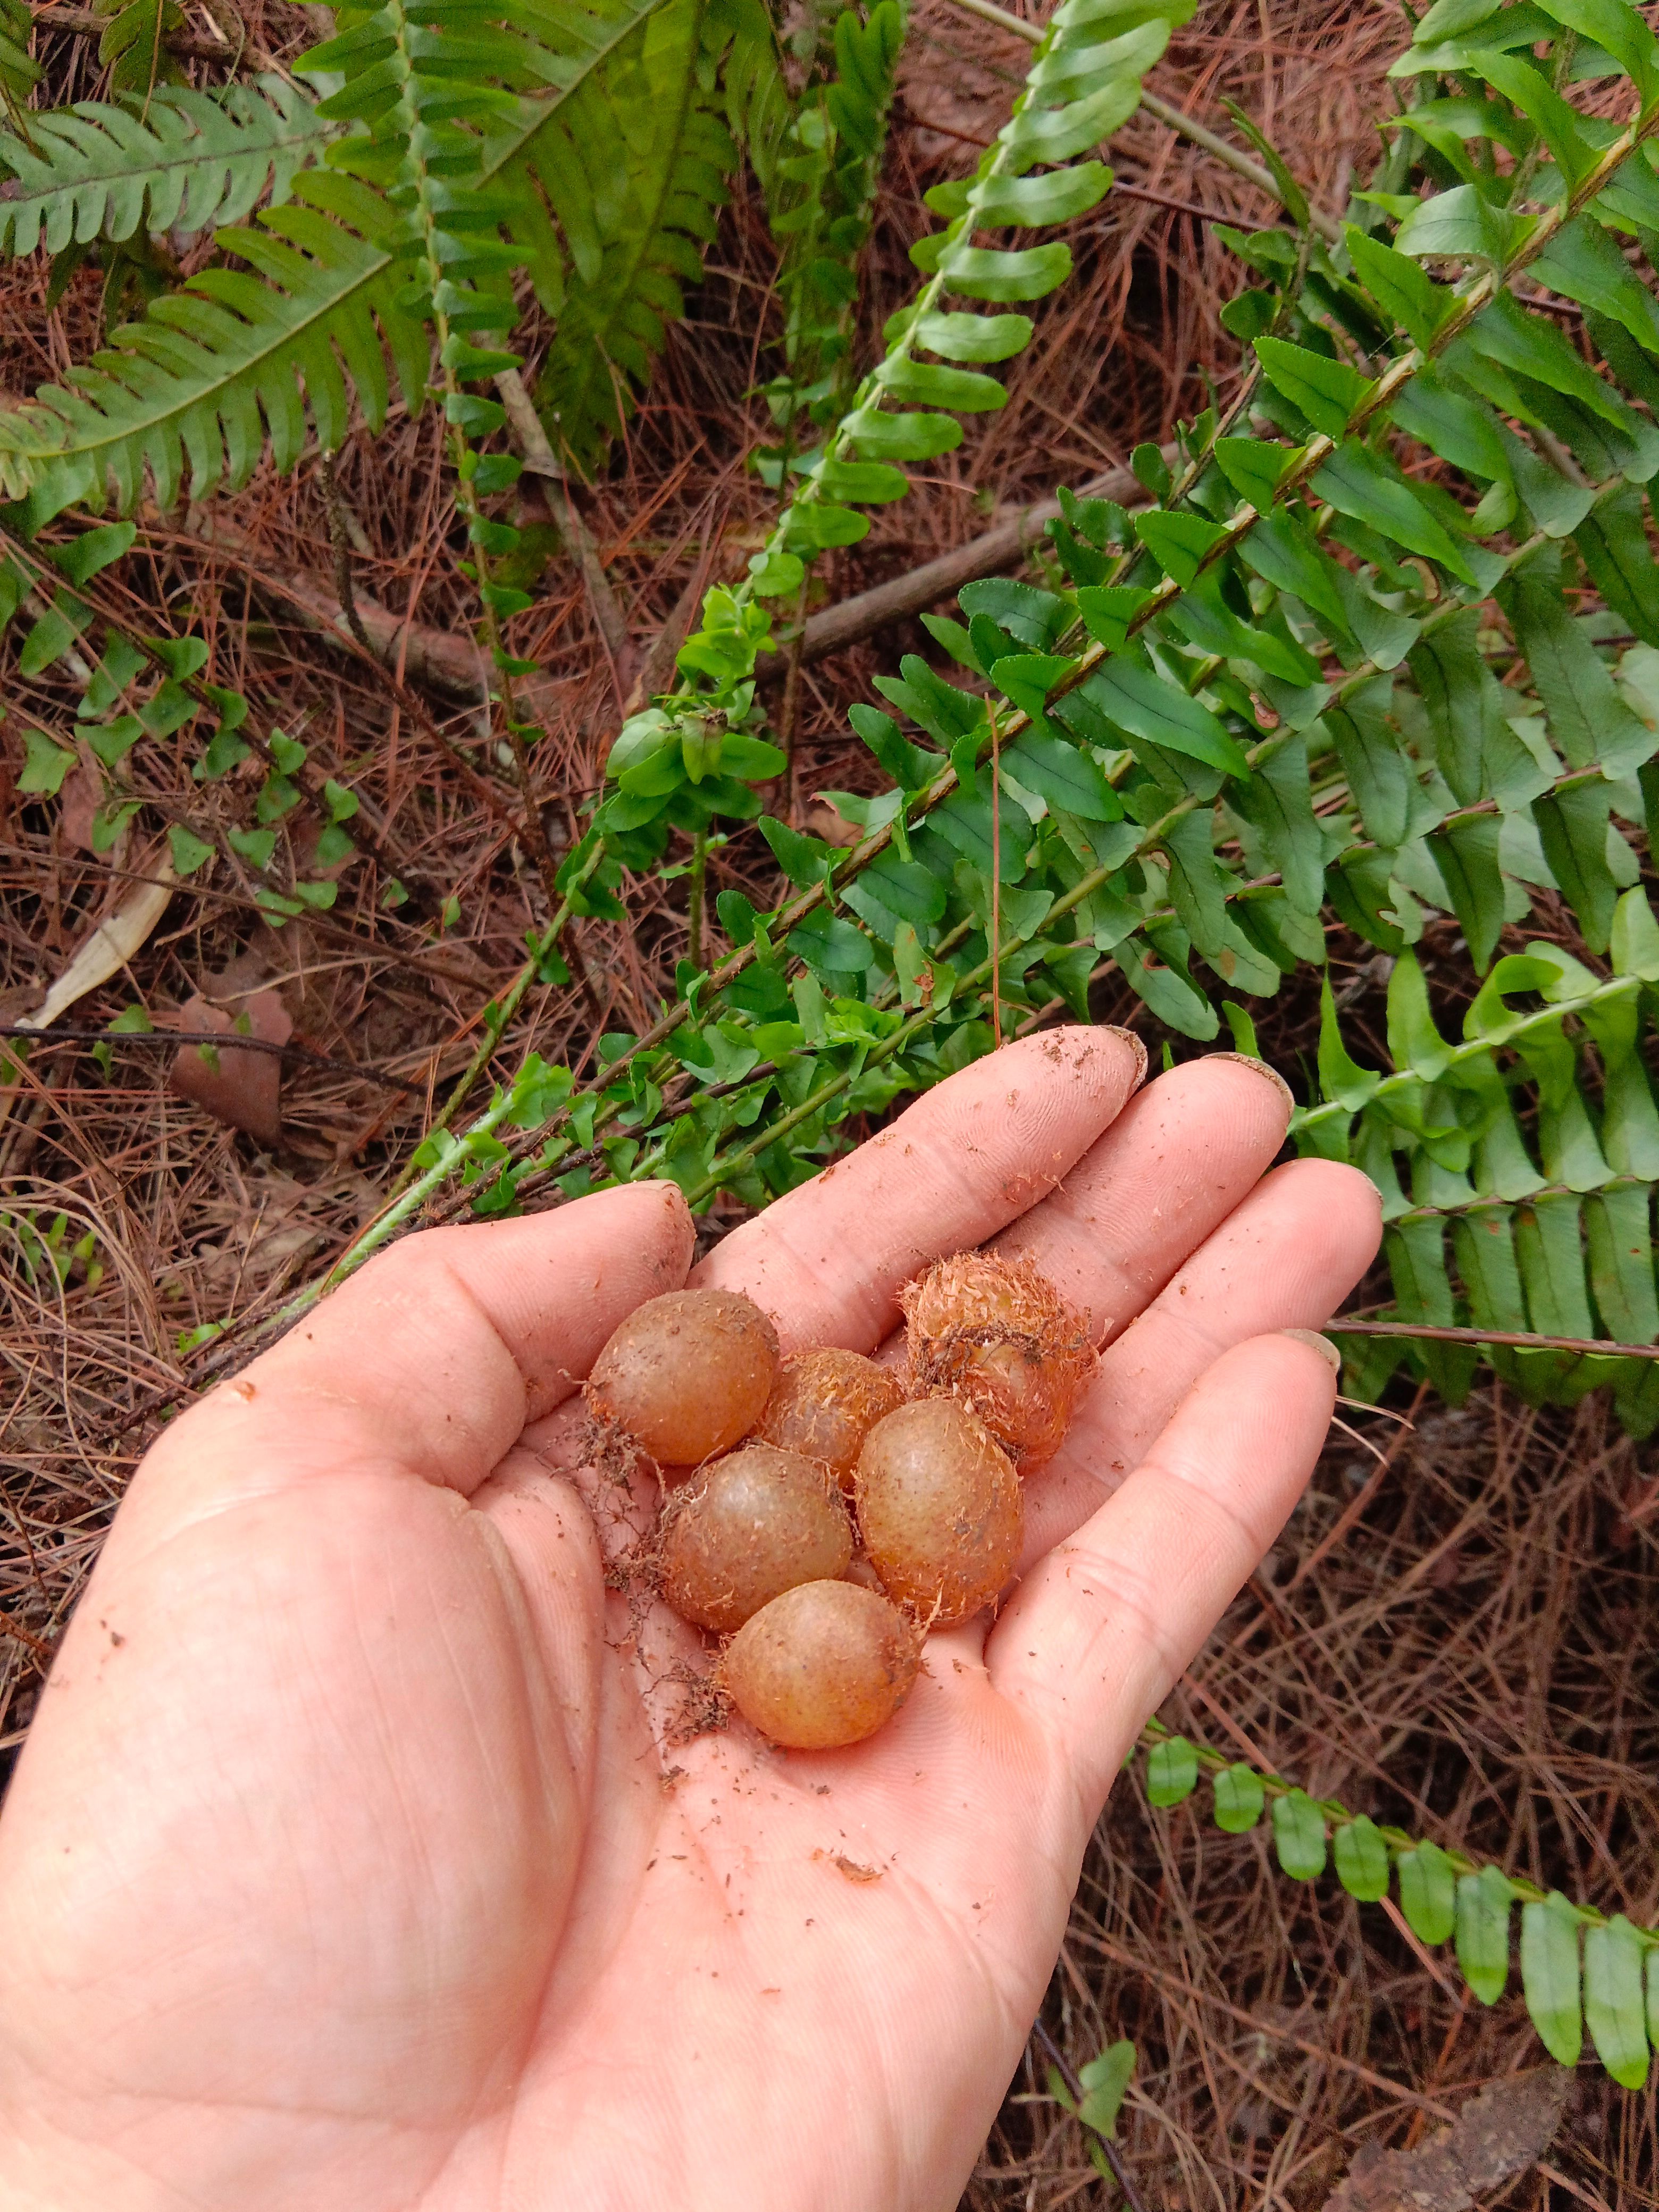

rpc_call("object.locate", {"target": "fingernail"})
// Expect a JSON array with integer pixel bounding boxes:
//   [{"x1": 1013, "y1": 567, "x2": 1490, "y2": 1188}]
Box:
[
  {"x1": 1101, "y1": 1025, "x2": 1149, "y2": 1089},
  {"x1": 1211, "y1": 1050, "x2": 1295, "y2": 1115},
  {"x1": 1280, "y1": 1327, "x2": 1343, "y2": 1376}
]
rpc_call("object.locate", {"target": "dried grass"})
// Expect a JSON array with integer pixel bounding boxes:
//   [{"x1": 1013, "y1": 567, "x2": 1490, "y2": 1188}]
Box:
[
  {"x1": 971, "y1": 1390, "x2": 1659, "y2": 2209},
  {"x1": 3, "y1": 0, "x2": 1657, "y2": 2201}
]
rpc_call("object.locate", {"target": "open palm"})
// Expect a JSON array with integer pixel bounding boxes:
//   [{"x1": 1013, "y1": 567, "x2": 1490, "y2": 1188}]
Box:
[{"x1": 0, "y1": 1029, "x2": 1379, "y2": 2212}]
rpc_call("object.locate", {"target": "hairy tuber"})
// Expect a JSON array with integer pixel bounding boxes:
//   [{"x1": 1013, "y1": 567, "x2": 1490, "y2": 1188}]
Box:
[
  {"x1": 854, "y1": 1397, "x2": 1021, "y2": 1626},
  {"x1": 901, "y1": 1250, "x2": 1094, "y2": 1471},
  {"x1": 586, "y1": 1287, "x2": 778, "y2": 1468},
  {"x1": 753, "y1": 1347, "x2": 904, "y2": 1490}
]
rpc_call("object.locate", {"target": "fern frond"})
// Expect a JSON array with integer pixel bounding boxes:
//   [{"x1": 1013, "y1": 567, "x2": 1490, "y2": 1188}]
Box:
[
  {"x1": 301, "y1": 0, "x2": 699, "y2": 466},
  {"x1": 0, "y1": 0, "x2": 41, "y2": 105},
  {"x1": 1297, "y1": 896, "x2": 1659, "y2": 1431},
  {"x1": 0, "y1": 82, "x2": 338, "y2": 258},
  {"x1": 719, "y1": 0, "x2": 793, "y2": 204},
  {"x1": 0, "y1": 0, "x2": 688, "y2": 516},
  {"x1": 1132, "y1": 1719, "x2": 1657, "y2": 2089},
  {"x1": 763, "y1": 3, "x2": 904, "y2": 421},
  {"x1": 526, "y1": 0, "x2": 736, "y2": 472},
  {"x1": 0, "y1": 171, "x2": 426, "y2": 514}
]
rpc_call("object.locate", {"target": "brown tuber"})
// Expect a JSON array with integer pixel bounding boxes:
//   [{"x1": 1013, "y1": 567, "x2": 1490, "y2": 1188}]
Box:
[
  {"x1": 719, "y1": 1579, "x2": 921, "y2": 1749},
  {"x1": 753, "y1": 1346, "x2": 904, "y2": 1490},
  {"x1": 586, "y1": 1287, "x2": 778, "y2": 1467},
  {"x1": 604, "y1": 1249, "x2": 1085, "y2": 1755},
  {"x1": 901, "y1": 1250, "x2": 1094, "y2": 1471},
  {"x1": 854, "y1": 1397, "x2": 1021, "y2": 1626},
  {"x1": 658, "y1": 1444, "x2": 852, "y2": 1633}
]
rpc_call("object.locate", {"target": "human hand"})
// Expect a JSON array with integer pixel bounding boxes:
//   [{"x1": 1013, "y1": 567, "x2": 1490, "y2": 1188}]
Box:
[{"x1": 0, "y1": 1030, "x2": 1380, "y2": 2212}]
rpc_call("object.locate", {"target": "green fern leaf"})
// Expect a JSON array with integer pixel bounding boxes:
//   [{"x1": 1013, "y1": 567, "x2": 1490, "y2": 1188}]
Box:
[
  {"x1": 763, "y1": 3, "x2": 902, "y2": 421},
  {"x1": 0, "y1": 171, "x2": 425, "y2": 515},
  {"x1": 0, "y1": 82, "x2": 338, "y2": 259},
  {"x1": 94, "y1": 0, "x2": 184, "y2": 97},
  {"x1": 0, "y1": 0, "x2": 41, "y2": 102},
  {"x1": 526, "y1": 0, "x2": 736, "y2": 472}
]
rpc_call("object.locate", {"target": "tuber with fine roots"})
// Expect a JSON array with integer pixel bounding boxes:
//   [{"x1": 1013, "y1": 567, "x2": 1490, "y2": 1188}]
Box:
[
  {"x1": 753, "y1": 1347, "x2": 903, "y2": 1490},
  {"x1": 853, "y1": 1397, "x2": 1021, "y2": 1627},
  {"x1": 900, "y1": 1249, "x2": 1094, "y2": 1471},
  {"x1": 658, "y1": 1444, "x2": 852, "y2": 1633},
  {"x1": 585, "y1": 1245, "x2": 1088, "y2": 1750}
]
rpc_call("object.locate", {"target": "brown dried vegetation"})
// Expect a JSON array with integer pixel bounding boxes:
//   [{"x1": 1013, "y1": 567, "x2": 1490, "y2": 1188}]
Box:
[{"x1": 2, "y1": 0, "x2": 1656, "y2": 2202}]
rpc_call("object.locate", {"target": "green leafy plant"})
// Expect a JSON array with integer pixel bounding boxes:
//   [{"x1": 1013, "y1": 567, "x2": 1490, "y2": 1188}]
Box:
[
  {"x1": 762, "y1": 0, "x2": 905, "y2": 425},
  {"x1": 0, "y1": 81, "x2": 336, "y2": 258},
  {"x1": 1044, "y1": 2033, "x2": 1137, "y2": 2183},
  {"x1": 1, "y1": 1207, "x2": 104, "y2": 1289}
]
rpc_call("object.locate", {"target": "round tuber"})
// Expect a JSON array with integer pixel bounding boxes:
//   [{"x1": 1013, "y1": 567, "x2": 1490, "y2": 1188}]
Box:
[
  {"x1": 658, "y1": 1444, "x2": 852, "y2": 1633},
  {"x1": 719, "y1": 1579, "x2": 920, "y2": 1749},
  {"x1": 900, "y1": 1250, "x2": 1093, "y2": 1471},
  {"x1": 854, "y1": 1397, "x2": 1021, "y2": 1626},
  {"x1": 585, "y1": 1287, "x2": 778, "y2": 1467},
  {"x1": 753, "y1": 1346, "x2": 904, "y2": 1490}
]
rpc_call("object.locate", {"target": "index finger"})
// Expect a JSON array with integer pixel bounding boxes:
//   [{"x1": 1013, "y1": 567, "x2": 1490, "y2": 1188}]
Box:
[{"x1": 694, "y1": 1025, "x2": 1146, "y2": 1351}]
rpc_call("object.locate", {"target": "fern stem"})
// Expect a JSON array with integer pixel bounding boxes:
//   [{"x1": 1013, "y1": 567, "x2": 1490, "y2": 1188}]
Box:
[
  {"x1": 687, "y1": 830, "x2": 708, "y2": 973},
  {"x1": 941, "y1": 0, "x2": 1342, "y2": 242},
  {"x1": 1028, "y1": 2016, "x2": 1153, "y2": 2212},
  {"x1": 1327, "y1": 1317, "x2": 1659, "y2": 1362},
  {"x1": 989, "y1": 698, "x2": 1003, "y2": 1049},
  {"x1": 1293, "y1": 973, "x2": 1642, "y2": 1139}
]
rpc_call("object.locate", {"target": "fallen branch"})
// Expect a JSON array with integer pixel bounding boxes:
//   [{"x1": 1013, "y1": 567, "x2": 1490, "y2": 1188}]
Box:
[{"x1": 181, "y1": 507, "x2": 498, "y2": 702}]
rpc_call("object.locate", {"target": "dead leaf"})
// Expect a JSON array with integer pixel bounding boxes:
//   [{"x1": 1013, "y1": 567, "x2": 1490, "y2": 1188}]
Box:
[
  {"x1": 58, "y1": 764, "x2": 103, "y2": 854},
  {"x1": 169, "y1": 987, "x2": 292, "y2": 1149},
  {"x1": 1322, "y1": 2069, "x2": 1570, "y2": 2210},
  {"x1": 16, "y1": 860, "x2": 174, "y2": 1033},
  {"x1": 806, "y1": 799, "x2": 861, "y2": 849}
]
